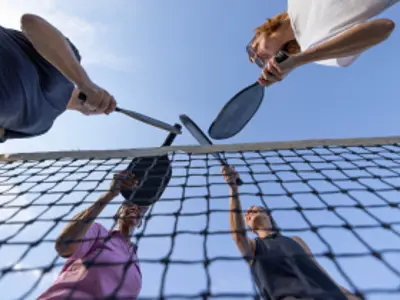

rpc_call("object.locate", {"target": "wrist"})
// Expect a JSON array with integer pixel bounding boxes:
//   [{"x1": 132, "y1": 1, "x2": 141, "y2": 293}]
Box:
[
  {"x1": 292, "y1": 49, "x2": 316, "y2": 66},
  {"x1": 75, "y1": 73, "x2": 93, "y2": 91},
  {"x1": 230, "y1": 185, "x2": 239, "y2": 193},
  {"x1": 99, "y1": 190, "x2": 118, "y2": 204}
]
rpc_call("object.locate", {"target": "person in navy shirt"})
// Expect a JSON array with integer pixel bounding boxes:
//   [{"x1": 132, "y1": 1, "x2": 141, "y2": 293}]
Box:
[
  {"x1": 222, "y1": 166, "x2": 359, "y2": 300},
  {"x1": 0, "y1": 14, "x2": 117, "y2": 143}
]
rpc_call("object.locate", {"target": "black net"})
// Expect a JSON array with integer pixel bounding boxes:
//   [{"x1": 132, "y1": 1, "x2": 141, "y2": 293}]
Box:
[{"x1": 0, "y1": 138, "x2": 400, "y2": 300}]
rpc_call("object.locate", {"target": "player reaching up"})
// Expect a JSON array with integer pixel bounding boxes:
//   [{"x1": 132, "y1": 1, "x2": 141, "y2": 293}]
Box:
[
  {"x1": 222, "y1": 165, "x2": 360, "y2": 300},
  {"x1": 0, "y1": 14, "x2": 116, "y2": 143},
  {"x1": 248, "y1": 0, "x2": 397, "y2": 86}
]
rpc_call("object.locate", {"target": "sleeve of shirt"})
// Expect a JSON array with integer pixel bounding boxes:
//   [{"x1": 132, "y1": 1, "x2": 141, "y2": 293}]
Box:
[
  {"x1": 308, "y1": 25, "x2": 363, "y2": 68},
  {"x1": 65, "y1": 38, "x2": 82, "y2": 63},
  {"x1": 69, "y1": 222, "x2": 103, "y2": 259}
]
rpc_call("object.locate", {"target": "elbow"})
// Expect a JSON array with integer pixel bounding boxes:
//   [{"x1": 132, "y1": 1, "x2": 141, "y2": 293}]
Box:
[
  {"x1": 55, "y1": 239, "x2": 73, "y2": 258},
  {"x1": 375, "y1": 19, "x2": 395, "y2": 40},
  {"x1": 20, "y1": 14, "x2": 42, "y2": 32}
]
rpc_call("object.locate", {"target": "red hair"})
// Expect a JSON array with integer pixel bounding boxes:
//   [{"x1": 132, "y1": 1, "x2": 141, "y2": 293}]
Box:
[{"x1": 250, "y1": 12, "x2": 300, "y2": 59}]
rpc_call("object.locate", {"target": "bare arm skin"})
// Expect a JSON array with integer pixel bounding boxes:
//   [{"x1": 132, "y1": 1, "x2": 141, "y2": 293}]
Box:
[
  {"x1": 261, "y1": 19, "x2": 395, "y2": 86},
  {"x1": 20, "y1": 14, "x2": 90, "y2": 88},
  {"x1": 55, "y1": 171, "x2": 137, "y2": 257},
  {"x1": 20, "y1": 14, "x2": 116, "y2": 114},
  {"x1": 292, "y1": 236, "x2": 361, "y2": 300},
  {"x1": 55, "y1": 190, "x2": 118, "y2": 258},
  {"x1": 222, "y1": 166, "x2": 255, "y2": 262},
  {"x1": 295, "y1": 19, "x2": 395, "y2": 66},
  {"x1": 229, "y1": 184, "x2": 255, "y2": 262}
]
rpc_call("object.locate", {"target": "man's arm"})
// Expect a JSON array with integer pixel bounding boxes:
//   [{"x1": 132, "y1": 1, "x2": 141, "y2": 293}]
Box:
[
  {"x1": 20, "y1": 14, "x2": 116, "y2": 114},
  {"x1": 295, "y1": 18, "x2": 395, "y2": 66},
  {"x1": 55, "y1": 190, "x2": 118, "y2": 257},
  {"x1": 20, "y1": 14, "x2": 90, "y2": 89},
  {"x1": 292, "y1": 236, "x2": 361, "y2": 300}
]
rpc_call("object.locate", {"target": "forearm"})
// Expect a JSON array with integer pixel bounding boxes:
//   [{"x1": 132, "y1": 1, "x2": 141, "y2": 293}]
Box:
[
  {"x1": 296, "y1": 19, "x2": 395, "y2": 66},
  {"x1": 55, "y1": 191, "x2": 117, "y2": 255},
  {"x1": 229, "y1": 187, "x2": 247, "y2": 240},
  {"x1": 20, "y1": 14, "x2": 90, "y2": 87}
]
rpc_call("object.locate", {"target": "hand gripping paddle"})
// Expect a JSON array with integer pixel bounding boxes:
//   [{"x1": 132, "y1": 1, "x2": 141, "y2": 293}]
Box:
[
  {"x1": 78, "y1": 92, "x2": 181, "y2": 135},
  {"x1": 208, "y1": 51, "x2": 289, "y2": 140},
  {"x1": 179, "y1": 114, "x2": 243, "y2": 186},
  {"x1": 120, "y1": 124, "x2": 181, "y2": 206}
]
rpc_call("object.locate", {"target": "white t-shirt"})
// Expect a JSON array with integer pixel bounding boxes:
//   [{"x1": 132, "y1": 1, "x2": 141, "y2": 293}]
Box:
[{"x1": 288, "y1": 0, "x2": 398, "y2": 67}]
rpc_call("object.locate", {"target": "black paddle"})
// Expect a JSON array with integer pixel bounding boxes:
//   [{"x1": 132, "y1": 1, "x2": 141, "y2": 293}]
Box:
[
  {"x1": 179, "y1": 114, "x2": 243, "y2": 186},
  {"x1": 78, "y1": 92, "x2": 181, "y2": 135},
  {"x1": 120, "y1": 123, "x2": 181, "y2": 206},
  {"x1": 208, "y1": 51, "x2": 289, "y2": 140}
]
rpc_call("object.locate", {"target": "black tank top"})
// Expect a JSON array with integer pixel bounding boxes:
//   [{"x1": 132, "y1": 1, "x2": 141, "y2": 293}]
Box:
[{"x1": 251, "y1": 234, "x2": 348, "y2": 300}]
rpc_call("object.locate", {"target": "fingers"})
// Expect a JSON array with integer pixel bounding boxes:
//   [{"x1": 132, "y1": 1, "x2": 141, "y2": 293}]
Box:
[
  {"x1": 114, "y1": 171, "x2": 138, "y2": 189},
  {"x1": 83, "y1": 85, "x2": 117, "y2": 115},
  {"x1": 258, "y1": 58, "x2": 282, "y2": 87},
  {"x1": 221, "y1": 166, "x2": 237, "y2": 183},
  {"x1": 105, "y1": 97, "x2": 117, "y2": 115}
]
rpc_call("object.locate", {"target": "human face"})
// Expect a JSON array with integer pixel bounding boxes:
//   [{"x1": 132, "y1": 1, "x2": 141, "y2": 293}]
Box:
[
  {"x1": 245, "y1": 205, "x2": 272, "y2": 232},
  {"x1": 116, "y1": 204, "x2": 143, "y2": 231},
  {"x1": 247, "y1": 33, "x2": 283, "y2": 67}
]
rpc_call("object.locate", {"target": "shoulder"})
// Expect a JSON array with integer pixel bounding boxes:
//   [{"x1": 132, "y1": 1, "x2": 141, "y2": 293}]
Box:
[
  {"x1": 85, "y1": 222, "x2": 108, "y2": 239},
  {"x1": 290, "y1": 236, "x2": 312, "y2": 253}
]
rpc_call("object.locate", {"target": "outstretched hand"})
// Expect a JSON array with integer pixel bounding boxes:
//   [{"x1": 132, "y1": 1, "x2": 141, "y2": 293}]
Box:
[{"x1": 222, "y1": 165, "x2": 239, "y2": 189}]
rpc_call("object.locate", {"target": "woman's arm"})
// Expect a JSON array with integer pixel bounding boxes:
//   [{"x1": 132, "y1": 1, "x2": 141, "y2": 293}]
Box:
[
  {"x1": 292, "y1": 236, "x2": 361, "y2": 300},
  {"x1": 55, "y1": 171, "x2": 136, "y2": 257},
  {"x1": 55, "y1": 190, "x2": 118, "y2": 257},
  {"x1": 222, "y1": 166, "x2": 255, "y2": 262},
  {"x1": 295, "y1": 18, "x2": 395, "y2": 66}
]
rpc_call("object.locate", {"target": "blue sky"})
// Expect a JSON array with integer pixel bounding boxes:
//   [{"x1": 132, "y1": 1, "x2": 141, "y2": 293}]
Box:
[{"x1": 0, "y1": 1, "x2": 399, "y2": 299}]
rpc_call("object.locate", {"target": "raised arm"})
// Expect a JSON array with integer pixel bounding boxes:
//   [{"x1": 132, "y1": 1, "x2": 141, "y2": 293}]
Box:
[
  {"x1": 222, "y1": 166, "x2": 255, "y2": 262},
  {"x1": 295, "y1": 19, "x2": 395, "y2": 66},
  {"x1": 260, "y1": 18, "x2": 395, "y2": 86},
  {"x1": 20, "y1": 14, "x2": 116, "y2": 114},
  {"x1": 55, "y1": 172, "x2": 136, "y2": 257},
  {"x1": 20, "y1": 14, "x2": 89, "y2": 89},
  {"x1": 292, "y1": 236, "x2": 361, "y2": 300}
]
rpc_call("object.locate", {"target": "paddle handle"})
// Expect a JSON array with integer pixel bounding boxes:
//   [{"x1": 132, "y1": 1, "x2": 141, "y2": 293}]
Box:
[
  {"x1": 216, "y1": 156, "x2": 243, "y2": 186},
  {"x1": 162, "y1": 124, "x2": 182, "y2": 146},
  {"x1": 275, "y1": 51, "x2": 289, "y2": 64},
  {"x1": 77, "y1": 92, "x2": 181, "y2": 134}
]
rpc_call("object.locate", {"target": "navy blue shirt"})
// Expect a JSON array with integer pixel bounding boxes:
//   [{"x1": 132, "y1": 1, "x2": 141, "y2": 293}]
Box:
[
  {"x1": 251, "y1": 234, "x2": 348, "y2": 300},
  {"x1": 0, "y1": 26, "x2": 81, "y2": 142}
]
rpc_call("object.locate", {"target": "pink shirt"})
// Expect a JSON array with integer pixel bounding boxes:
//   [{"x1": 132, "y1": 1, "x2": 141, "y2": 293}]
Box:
[{"x1": 38, "y1": 223, "x2": 142, "y2": 299}]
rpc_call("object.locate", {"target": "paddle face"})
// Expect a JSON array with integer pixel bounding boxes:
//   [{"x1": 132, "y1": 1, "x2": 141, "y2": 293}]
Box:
[
  {"x1": 208, "y1": 51, "x2": 289, "y2": 140},
  {"x1": 208, "y1": 82, "x2": 264, "y2": 140},
  {"x1": 119, "y1": 125, "x2": 181, "y2": 206}
]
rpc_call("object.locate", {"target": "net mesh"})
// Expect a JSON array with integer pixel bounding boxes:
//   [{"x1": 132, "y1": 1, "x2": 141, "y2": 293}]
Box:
[{"x1": 1, "y1": 136, "x2": 400, "y2": 300}]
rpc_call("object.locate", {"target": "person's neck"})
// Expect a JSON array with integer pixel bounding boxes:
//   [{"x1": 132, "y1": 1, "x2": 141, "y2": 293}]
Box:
[
  {"x1": 256, "y1": 229, "x2": 275, "y2": 239},
  {"x1": 115, "y1": 224, "x2": 133, "y2": 241}
]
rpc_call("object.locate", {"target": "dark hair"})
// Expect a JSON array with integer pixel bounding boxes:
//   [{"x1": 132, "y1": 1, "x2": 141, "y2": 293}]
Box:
[{"x1": 120, "y1": 155, "x2": 172, "y2": 206}]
